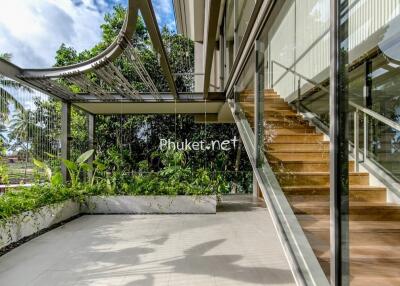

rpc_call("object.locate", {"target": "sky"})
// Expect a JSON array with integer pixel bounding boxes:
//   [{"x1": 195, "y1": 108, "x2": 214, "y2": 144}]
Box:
[{"x1": 0, "y1": 0, "x2": 176, "y2": 68}]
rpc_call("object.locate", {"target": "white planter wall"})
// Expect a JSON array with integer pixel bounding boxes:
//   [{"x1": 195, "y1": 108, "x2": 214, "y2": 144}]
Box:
[
  {"x1": 82, "y1": 196, "x2": 217, "y2": 214},
  {"x1": 0, "y1": 195, "x2": 217, "y2": 249},
  {"x1": 0, "y1": 200, "x2": 80, "y2": 249}
]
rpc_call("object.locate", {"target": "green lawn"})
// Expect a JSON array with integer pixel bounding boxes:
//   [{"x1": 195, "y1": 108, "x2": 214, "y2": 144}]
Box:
[{"x1": 7, "y1": 162, "x2": 35, "y2": 184}]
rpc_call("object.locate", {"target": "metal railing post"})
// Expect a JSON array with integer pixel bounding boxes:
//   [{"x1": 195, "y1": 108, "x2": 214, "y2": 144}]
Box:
[
  {"x1": 354, "y1": 110, "x2": 359, "y2": 172},
  {"x1": 363, "y1": 113, "x2": 368, "y2": 161},
  {"x1": 297, "y1": 77, "x2": 301, "y2": 112}
]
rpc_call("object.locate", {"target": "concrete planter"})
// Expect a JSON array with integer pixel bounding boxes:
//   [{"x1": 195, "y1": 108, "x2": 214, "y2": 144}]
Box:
[
  {"x1": 82, "y1": 195, "x2": 217, "y2": 214},
  {"x1": 0, "y1": 195, "x2": 216, "y2": 249},
  {"x1": 0, "y1": 200, "x2": 80, "y2": 249}
]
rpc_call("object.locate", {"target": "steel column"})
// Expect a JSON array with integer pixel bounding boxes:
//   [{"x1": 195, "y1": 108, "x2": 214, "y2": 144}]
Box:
[
  {"x1": 255, "y1": 40, "x2": 264, "y2": 168},
  {"x1": 203, "y1": 0, "x2": 222, "y2": 98},
  {"x1": 61, "y1": 101, "x2": 71, "y2": 183},
  {"x1": 354, "y1": 110, "x2": 360, "y2": 172},
  {"x1": 330, "y1": 0, "x2": 350, "y2": 285},
  {"x1": 252, "y1": 172, "x2": 258, "y2": 198},
  {"x1": 87, "y1": 113, "x2": 95, "y2": 181},
  {"x1": 363, "y1": 60, "x2": 372, "y2": 160}
]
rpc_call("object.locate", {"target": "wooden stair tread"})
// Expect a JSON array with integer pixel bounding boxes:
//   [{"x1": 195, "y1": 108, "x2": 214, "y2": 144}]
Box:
[
  {"x1": 292, "y1": 202, "x2": 400, "y2": 208},
  {"x1": 316, "y1": 245, "x2": 400, "y2": 260},
  {"x1": 270, "y1": 160, "x2": 331, "y2": 163},
  {"x1": 283, "y1": 185, "x2": 384, "y2": 191},
  {"x1": 268, "y1": 150, "x2": 330, "y2": 154},
  {"x1": 277, "y1": 172, "x2": 368, "y2": 176},
  {"x1": 297, "y1": 215, "x2": 400, "y2": 232}
]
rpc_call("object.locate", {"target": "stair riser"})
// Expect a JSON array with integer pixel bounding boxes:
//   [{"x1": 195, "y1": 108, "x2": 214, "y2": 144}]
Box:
[
  {"x1": 270, "y1": 135, "x2": 324, "y2": 143},
  {"x1": 293, "y1": 206, "x2": 400, "y2": 220},
  {"x1": 240, "y1": 98, "x2": 285, "y2": 104},
  {"x1": 277, "y1": 174, "x2": 369, "y2": 186},
  {"x1": 271, "y1": 161, "x2": 355, "y2": 172},
  {"x1": 243, "y1": 108, "x2": 296, "y2": 114},
  {"x1": 267, "y1": 143, "x2": 329, "y2": 151},
  {"x1": 265, "y1": 115, "x2": 303, "y2": 122},
  {"x1": 268, "y1": 152, "x2": 329, "y2": 161},
  {"x1": 317, "y1": 261, "x2": 400, "y2": 282},
  {"x1": 306, "y1": 231, "x2": 400, "y2": 247},
  {"x1": 286, "y1": 191, "x2": 386, "y2": 203},
  {"x1": 265, "y1": 121, "x2": 310, "y2": 128},
  {"x1": 272, "y1": 162, "x2": 331, "y2": 172},
  {"x1": 242, "y1": 103, "x2": 292, "y2": 110},
  {"x1": 266, "y1": 128, "x2": 317, "y2": 136},
  {"x1": 249, "y1": 119, "x2": 308, "y2": 127}
]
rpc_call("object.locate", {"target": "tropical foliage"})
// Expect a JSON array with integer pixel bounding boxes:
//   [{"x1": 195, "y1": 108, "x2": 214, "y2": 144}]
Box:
[
  {"x1": 0, "y1": 5, "x2": 252, "y2": 190},
  {"x1": 0, "y1": 149, "x2": 229, "y2": 220}
]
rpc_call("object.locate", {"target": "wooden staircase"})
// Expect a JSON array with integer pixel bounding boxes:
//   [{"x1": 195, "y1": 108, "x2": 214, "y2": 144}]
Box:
[{"x1": 240, "y1": 89, "x2": 400, "y2": 286}]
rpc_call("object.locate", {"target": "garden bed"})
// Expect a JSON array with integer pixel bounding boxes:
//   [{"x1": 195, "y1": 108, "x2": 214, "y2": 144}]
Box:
[
  {"x1": 82, "y1": 195, "x2": 217, "y2": 214},
  {"x1": 0, "y1": 200, "x2": 80, "y2": 249}
]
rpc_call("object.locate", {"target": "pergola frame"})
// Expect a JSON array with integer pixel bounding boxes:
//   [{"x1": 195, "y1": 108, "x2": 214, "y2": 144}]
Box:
[
  {"x1": 0, "y1": 0, "x2": 180, "y2": 103},
  {"x1": 0, "y1": 0, "x2": 229, "y2": 183}
]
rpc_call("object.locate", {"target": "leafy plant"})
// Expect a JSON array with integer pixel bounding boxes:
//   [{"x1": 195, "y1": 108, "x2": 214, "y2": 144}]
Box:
[
  {"x1": 0, "y1": 185, "x2": 85, "y2": 220},
  {"x1": 60, "y1": 149, "x2": 94, "y2": 188},
  {"x1": 32, "y1": 158, "x2": 62, "y2": 187}
]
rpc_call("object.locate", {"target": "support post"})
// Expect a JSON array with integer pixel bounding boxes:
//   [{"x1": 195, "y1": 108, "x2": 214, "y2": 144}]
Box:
[
  {"x1": 252, "y1": 172, "x2": 258, "y2": 198},
  {"x1": 88, "y1": 113, "x2": 95, "y2": 181},
  {"x1": 219, "y1": 29, "x2": 225, "y2": 92},
  {"x1": 61, "y1": 101, "x2": 71, "y2": 183},
  {"x1": 354, "y1": 110, "x2": 359, "y2": 172},
  {"x1": 297, "y1": 78, "x2": 301, "y2": 113},
  {"x1": 363, "y1": 60, "x2": 372, "y2": 161},
  {"x1": 255, "y1": 40, "x2": 264, "y2": 168},
  {"x1": 330, "y1": 0, "x2": 350, "y2": 285}
]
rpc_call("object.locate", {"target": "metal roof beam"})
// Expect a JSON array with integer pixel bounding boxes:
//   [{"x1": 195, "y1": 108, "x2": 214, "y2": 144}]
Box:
[
  {"x1": 138, "y1": 0, "x2": 178, "y2": 98},
  {"x1": 203, "y1": 0, "x2": 222, "y2": 99}
]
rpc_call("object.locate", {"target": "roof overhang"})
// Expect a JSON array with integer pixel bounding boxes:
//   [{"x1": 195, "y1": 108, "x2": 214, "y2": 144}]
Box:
[
  {"x1": 0, "y1": 0, "x2": 179, "y2": 101},
  {"x1": 173, "y1": 0, "x2": 205, "y2": 42}
]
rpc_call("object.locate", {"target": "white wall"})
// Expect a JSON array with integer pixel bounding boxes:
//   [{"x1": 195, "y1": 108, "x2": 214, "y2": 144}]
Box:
[{"x1": 265, "y1": 0, "x2": 400, "y2": 101}]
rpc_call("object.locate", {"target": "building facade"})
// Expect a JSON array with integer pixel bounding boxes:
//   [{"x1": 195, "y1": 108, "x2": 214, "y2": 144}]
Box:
[{"x1": 175, "y1": 0, "x2": 400, "y2": 285}]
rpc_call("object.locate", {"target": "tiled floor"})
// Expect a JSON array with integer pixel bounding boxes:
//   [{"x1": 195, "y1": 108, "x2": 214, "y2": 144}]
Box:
[{"x1": 0, "y1": 195, "x2": 295, "y2": 286}]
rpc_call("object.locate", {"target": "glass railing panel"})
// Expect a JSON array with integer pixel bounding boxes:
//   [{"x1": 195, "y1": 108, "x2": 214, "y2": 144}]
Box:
[
  {"x1": 236, "y1": 0, "x2": 256, "y2": 56},
  {"x1": 258, "y1": 0, "x2": 332, "y2": 280},
  {"x1": 236, "y1": 49, "x2": 255, "y2": 130},
  {"x1": 224, "y1": 0, "x2": 235, "y2": 84},
  {"x1": 346, "y1": 0, "x2": 400, "y2": 283},
  {"x1": 367, "y1": 116, "x2": 400, "y2": 181}
]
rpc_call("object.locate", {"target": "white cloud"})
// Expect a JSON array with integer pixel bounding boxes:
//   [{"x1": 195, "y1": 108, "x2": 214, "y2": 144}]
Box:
[
  {"x1": 0, "y1": 0, "x2": 122, "y2": 68},
  {"x1": 152, "y1": 0, "x2": 176, "y2": 32}
]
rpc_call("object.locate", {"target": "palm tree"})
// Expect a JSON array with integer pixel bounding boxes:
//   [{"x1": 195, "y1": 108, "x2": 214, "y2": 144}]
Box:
[
  {"x1": 9, "y1": 110, "x2": 35, "y2": 178},
  {"x1": 0, "y1": 123, "x2": 7, "y2": 143},
  {"x1": 0, "y1": 53, "x2": 28, "y2": 122}
]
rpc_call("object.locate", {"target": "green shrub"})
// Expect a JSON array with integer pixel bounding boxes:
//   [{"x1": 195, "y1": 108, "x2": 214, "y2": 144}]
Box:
[
  {"x1": 0, "y1": 150, "x2": 229, "y2": 220},
  {"x1": 0, "y1": 185, "x2": 85, "y2": 220}
]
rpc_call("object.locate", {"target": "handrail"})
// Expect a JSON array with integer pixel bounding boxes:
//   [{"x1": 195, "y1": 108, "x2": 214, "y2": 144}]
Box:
[
  {"x1": 228, "y1": 98, "x2": 330, "y2": 286},
  {"x1": 271, "y1": 60, "x2": 329, "y2": 93},
  {"x1": 272, "y1": 59, "x2": 400, "y2": 175},
  {"x1": 272, "y1": 60, "x2": 400, "y2": 133},
  {"x1": 350, "y1": 101, "x2": 400, "y2": 132}
]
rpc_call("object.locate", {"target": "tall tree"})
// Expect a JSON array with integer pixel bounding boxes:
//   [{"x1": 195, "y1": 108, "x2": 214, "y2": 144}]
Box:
[{"x1": 9, "y1": 109, "x2": 35, "y2": 177}]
